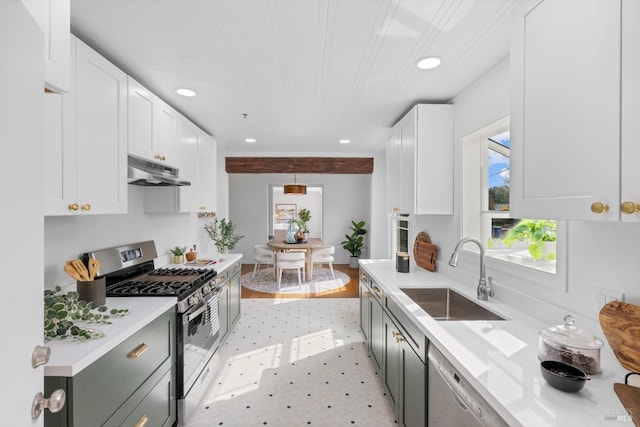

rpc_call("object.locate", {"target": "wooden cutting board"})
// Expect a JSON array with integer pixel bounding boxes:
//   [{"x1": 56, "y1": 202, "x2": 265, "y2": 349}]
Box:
[
  {"x1": 413, "y1": 232, "x2": 437, "y2": 272},
  {"x1": 613, "y1": 383, "x2": 640, "y2": 426},
  {"x1": 599, "y1": 301, "x2": 640, "y2": 373}
]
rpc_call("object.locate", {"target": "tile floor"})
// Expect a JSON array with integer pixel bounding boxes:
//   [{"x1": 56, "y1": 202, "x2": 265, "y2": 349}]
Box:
[{"x1": 187, "y1": 298, "x2": 397, "y2": 426}]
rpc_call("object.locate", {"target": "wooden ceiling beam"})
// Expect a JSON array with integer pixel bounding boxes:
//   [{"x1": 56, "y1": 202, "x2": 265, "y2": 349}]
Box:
[{"x1": 225, "y1": 157, "x2": 374, "y2": 174}]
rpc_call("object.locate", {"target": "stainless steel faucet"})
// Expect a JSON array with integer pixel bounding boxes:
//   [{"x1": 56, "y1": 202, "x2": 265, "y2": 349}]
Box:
[{"x1": 448, "y1": 238, "x2": 494, "y2": 301}]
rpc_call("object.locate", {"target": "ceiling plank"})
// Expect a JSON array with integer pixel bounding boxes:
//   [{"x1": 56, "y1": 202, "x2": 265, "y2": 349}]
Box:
[{"x1": 225, "y1": 157, "x2": 373, "y2": 174}]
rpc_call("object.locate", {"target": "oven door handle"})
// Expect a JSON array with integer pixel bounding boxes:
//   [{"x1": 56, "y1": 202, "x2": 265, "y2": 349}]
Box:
[{"x1": 187, "y1": 303, "x2": 208, "y2": 321}]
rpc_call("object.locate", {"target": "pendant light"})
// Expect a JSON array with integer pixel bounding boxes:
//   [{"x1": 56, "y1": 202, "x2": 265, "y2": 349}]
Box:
[{"x1": 284, "y1": 174, "x2": 307, "y2": 195}]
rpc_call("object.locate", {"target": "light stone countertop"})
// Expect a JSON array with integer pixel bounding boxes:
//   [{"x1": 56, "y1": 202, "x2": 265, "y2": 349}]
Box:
[
  {"x1": 44, "y1": 254, "x2": 242, "y2": 377},
  {"x1": 359, "y1": 259, "x2": 630, "y2": 427}
]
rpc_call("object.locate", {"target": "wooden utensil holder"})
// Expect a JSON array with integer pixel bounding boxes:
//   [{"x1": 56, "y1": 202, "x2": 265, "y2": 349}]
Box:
[{"x1": 77, "y1": 276, "x2": 106, "y2": 306}]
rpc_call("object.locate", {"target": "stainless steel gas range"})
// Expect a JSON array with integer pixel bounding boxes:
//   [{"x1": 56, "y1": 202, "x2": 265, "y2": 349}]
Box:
[{"x1": 84, "y1": 240, "x2": 225, "y2": 426}]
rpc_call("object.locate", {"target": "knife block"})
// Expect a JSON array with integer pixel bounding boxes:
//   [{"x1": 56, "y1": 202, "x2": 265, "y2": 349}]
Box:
[{"x1": 77, "y1": 276, "x2": 106, "y2": 306}]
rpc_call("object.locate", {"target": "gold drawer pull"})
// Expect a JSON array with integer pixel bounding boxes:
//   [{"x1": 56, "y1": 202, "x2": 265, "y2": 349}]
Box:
[
  {"x1": 81, "y1": 203, "x2": 91, "y2": 211},
  {"x1": 128, "y1": 343, "x2": 148, "y2": 359},
  {"x1": 134, "y1": 415, "x2": 148, "y2": 427},
  {"x1": 590, "y1": 202, "x2": 609, "y2": 214},
  {"x1": 68, "y1": 203, "x2": 79, "y2": 211}
]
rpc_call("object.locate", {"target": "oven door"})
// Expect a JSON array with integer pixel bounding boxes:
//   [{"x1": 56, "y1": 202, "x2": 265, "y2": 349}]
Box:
[{"x1": 181, "y1": 289, "x2": 221, "y2": 397}]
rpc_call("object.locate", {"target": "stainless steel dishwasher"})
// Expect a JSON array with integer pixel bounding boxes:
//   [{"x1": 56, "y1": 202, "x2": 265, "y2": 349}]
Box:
[{"x1": 428, "y1": 344, "x2": 509, "y2": 427}]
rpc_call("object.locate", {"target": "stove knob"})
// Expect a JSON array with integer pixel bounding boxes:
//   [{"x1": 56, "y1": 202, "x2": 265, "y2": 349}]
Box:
[
  {"x1": 203, "y1": 285, "x2": 211, "y2": 294},
  {"x1": 189, "y1": 295, "x2": 198, "y2": 305}
]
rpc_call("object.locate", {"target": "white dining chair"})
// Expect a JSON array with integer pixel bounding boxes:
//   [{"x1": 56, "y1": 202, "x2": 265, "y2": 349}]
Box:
[
  {"x1": 253, "y1": 245, "x2": 274, "y2": 277},
  {"x1": 276, "y1": 251, "x2": 306, "y2": 289},
  {"x1": 310, "y1": 245, "x2": 335, "y2": 280}
]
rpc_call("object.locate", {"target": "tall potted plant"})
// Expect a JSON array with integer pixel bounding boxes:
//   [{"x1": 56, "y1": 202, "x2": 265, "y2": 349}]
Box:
[
  {"x1": 341, "y1": 220, "x2": 367, "y2": 268},
  {"x1": 298, "y1": 208, "x2": 311, "y2": 239},
  {"x1": 204, "y1": 218, "x2": 244, "y2": 254}
]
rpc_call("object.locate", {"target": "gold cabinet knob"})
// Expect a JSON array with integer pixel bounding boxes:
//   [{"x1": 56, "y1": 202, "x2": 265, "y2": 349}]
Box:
[
  {"x1": 68, "y1": 203, "x2": 79, "y2": 211},
  {"x1": 80, "y1": 204, "x2": 91, "y2": 211},
  {"x1": 621, "y1": 201, "x2": 640, "y2": 215},
  {"x1": 590, "y1": 202, "x2": 609, "y2": 214}
]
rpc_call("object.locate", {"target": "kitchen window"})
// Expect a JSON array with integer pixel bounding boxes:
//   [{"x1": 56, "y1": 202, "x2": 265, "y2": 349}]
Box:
[{"x1": 461, "y1": 116, "x2": 567, "y2": 290}]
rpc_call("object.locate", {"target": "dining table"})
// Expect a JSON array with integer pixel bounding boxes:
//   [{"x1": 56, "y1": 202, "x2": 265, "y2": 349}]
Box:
[{"x1": 266, "y1": 238, "x2": 323, "y2": 281}]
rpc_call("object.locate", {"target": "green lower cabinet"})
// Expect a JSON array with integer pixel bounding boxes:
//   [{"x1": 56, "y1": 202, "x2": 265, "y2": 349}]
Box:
[
  {"x1": 382, "y1": 311, "x2": 427, "y2": 427},
  {"x1": 218, "y1": 261, "x2": 242, "y2": 342},
  {"x1": 370, "y1": 295, "x2": 384, "y2": 372},
  {"x1": 45, "y1": 308, "x2": 176, "y2": 427}
]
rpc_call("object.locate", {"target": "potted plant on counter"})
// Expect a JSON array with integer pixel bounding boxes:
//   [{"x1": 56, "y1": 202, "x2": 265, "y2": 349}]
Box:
[
  {"x1": 503, "y1": 219, "x2": 556, "y2": 260},
  {"x1": 341, "y1": 220, "x2": 367, "y2": 268},
  {"x1": 170, "y1": 246, "x2": 187, "y2": 264},
  {"x1": 204, "y1": 217, "x2": 244, "y2": 254}
]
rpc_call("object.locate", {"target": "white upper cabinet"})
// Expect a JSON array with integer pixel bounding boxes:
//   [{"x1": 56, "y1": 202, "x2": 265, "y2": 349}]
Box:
[
  {"x1": 44, "y1": 35, "x2": 127, "y2": 215},
  {"x1": 386, "y1": 104, "x2": 453, "y2": 215},
  {"x1": 127, "y1": 77, "x2": 177, "y2": 166},
  {"x1": 198, "y1": 131, "x2": 217, "y2": 214},
  {"x1": 144, "y1": 120, "x2": 217, "y2": 214},
  {"x1": 510, "y1": 0, "x2": 638, "y2": 222},
  {"x1": 21, "y1": 0, "x2": 70, "y2": 93}
]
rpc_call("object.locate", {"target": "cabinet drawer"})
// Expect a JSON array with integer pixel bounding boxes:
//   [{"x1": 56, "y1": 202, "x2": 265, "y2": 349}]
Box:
[
  {"x1": 104, "y1": 361, "x2": 175, "y2": 427},
  {"x1": 385, "y1": 296, "x2": 427, "y2": 363},
  {"x1": 71, "y1": 309, "x2": 174, "y2": 426}
]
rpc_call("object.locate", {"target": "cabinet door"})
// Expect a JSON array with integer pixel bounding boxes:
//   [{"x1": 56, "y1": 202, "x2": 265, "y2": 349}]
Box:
[
  {"x1": 398, "y1": 112, "x2": 416, "y2": 214},
  {"x1": 399, "y1": 341, "x2": 426, "y2": 427},
  {"x1": 369, "y1": 295, "x2": 384, "y2": 372},
  {"x1": 128, "y1": 76, "x2": 157, "y2": 161},
  {"x1": 175, "y1": 120, "x2": 199, "y2": 212},
  {"x1": 382, "y1": 312, "x2": 400, "y2": 410},
  {"x1": 157, "y1": 101, "x2": 178, "y2": 166},
  {"x1": 74, "y1": 37, "x2": 128, "y2": 214},
  {"x1": 414, "y1": 104, "x2": 453, "y2": 214},
  {"x1": 359, "y1": 282, "x2": 371, "y2": 342},
  {"x1": 386, "y1": 127, "x2": 402, "y2": 213},
  {"x1": 621, "y1": 0, "x2": 640, "y2": 223},
  {"x1": 21, "y1": 0, "x2": 70, "y2": 93},
  {"x1": 198, "y1": 131, "x2": 217, "y2": 213},
  {"x1": 228, "y1": 269, "x2": 241, "y2": 327},
  {"x1": 510, "y1": 0, "x2": 621, "y2": 221},
  {"x1": 218, "y1": 284, "x2": 230, "y2": 341},
  {"x1": 44, "y1": 92, "x2": 76, "y2": 215}
]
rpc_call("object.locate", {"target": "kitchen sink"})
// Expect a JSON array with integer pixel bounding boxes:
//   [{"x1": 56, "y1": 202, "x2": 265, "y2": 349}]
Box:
[{"x1": 400, "y1": 287, "x2": 505, "y2": 321}]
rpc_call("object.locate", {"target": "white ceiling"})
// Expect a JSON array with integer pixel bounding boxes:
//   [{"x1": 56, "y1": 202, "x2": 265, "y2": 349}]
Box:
[{"x1": 70, "y1": 0, "x2": 517, "y2": 154}]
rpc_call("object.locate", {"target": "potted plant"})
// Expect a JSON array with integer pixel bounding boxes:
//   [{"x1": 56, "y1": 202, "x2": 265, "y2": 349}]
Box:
[
  {"x1": 341, "y1": 220, "x2": 367, "y2": 268},
  {"x1": 503, "y1": 219, "x2": 556, "y2": 260},
  {"x1": 204, "y1": 218, "x2": 244, "y2": 254},
  {"x1": 298, "y1": 208, "x2": 311, "y2": 239},
  {"x1": 170, "y1": 246, "x2": 187, "y2": 264}
]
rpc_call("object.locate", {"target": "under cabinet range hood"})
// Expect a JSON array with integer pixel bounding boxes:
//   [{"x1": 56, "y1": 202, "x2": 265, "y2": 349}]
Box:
[{"x1": 127, "y1": 154, "x2": 191, "y2": 186}]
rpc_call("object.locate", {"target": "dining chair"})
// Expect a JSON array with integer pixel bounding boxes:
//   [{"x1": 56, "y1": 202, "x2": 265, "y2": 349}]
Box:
[
  {"x1": 310, "y1": 245, "x2": 336, "y2": 280},
  {"x1": 253, "y1": 245, "x2": 274, "y2": 277},
  {"x1": 276, "y1": 251, "x2": 306, "y2": 289}
]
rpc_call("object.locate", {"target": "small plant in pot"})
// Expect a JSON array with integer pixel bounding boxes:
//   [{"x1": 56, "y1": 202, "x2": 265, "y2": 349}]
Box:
[
  {"x1": 341, "y1": 220, "x2": 367, "y2": 268},
  {"x1": 204, "y1": 217, "x2": 244, "y2": 254},
  {"x1": 503, "y1": 219, "x2": 556, "y2": 260},
  {"x1": 170, "y1": 246, "x2": 187, "y2": 264},
  {"x1": 298, "y1": 208, "x2": 311, "y2": 239}
]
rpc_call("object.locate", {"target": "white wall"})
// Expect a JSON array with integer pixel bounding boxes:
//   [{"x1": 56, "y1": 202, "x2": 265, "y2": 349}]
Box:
[
  {"x1": 411, "y1": 57, "x2": 640, "y2": 329},
  {"x1": 228, "y1": 173, "x2": 371, "y2": 264},
  {"x1": 44, "y1": 186, "x2": 219, "y2": 289}
]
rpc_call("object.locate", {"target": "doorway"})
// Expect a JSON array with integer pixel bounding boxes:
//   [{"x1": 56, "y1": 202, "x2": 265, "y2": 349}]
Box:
[{"x1": 269, "y1": 185, "x2": 323, "y2": 241}]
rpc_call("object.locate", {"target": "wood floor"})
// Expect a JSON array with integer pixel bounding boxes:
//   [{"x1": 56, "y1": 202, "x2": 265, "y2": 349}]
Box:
[{"x1": 240, "y1": 263, "x2": 360, "y2": 299}]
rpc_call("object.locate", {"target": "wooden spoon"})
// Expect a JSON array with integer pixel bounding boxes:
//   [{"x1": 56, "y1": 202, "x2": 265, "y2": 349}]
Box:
[
  {"x1": 67, "y1": 259, "x2": 90, "y2": 281},
  {"x1": 64, "y1": 264, "x2": 84, "y2": 282},
  {"x1": 87, "y1": 259, "x2": 100, "y2": 281}
]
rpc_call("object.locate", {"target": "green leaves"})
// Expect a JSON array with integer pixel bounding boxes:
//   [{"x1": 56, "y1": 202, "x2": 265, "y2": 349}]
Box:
[
  {"x1": 42, "y1": 288, "x2": 130, "y2": 342},
  {"x1": 341, "y1": 220, "x2": 367, "y2": 257},
  {"x1": 503, "y1": 219, "x2": 556, "y2": 260},
  {"x1": 204, "y1": 218, "x2": 244, "y2": 252}
]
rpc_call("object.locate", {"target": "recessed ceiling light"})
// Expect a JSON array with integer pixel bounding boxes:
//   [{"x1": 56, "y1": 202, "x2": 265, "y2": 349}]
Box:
[
  {"x1": 245, "y1": 138, "x2": 257, "y2": 143},
  {"x1": 416, "y1": 57, "x2": 442, "y2": 70},
  {"x1": 339, "y1": 139, "x2": 351, "y2": 144},
  {"x1": 176, "y1": 88, "x2": 197, "y2": 97}
]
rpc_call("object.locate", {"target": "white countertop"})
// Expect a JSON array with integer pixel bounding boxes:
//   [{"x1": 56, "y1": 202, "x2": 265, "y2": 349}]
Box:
[
  {"x1": 359, "y1": 259, "x2": 630, "y2": 427},
  {"x1": 44, "y1": 254, "x2": 242, "y2": 377}
]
